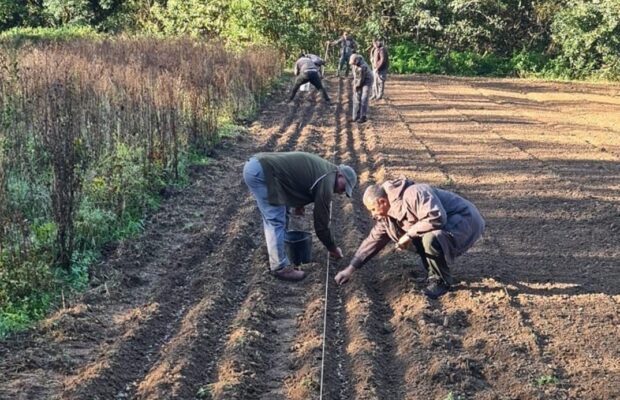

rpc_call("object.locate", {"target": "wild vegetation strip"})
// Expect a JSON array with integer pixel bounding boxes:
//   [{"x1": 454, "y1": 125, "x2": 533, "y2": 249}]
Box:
[{"x1": 0, "y1": 38, "x2": 280, "y2": 336}]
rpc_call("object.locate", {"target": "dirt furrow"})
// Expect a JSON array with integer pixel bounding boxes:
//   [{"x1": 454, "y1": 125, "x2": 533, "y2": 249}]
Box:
[
  {"x1": 417, "y1": 76, "x2": 620, "y2": 206},
  {"x1": 326, "y1": 79, "x2": 407, "y2": 400},
  {"x1": 315, "y1": 76, "x2": 354, "y2": 400},
  {"x1": 60, "y1": 154, "x2": 282, "y2": 398},
  {"x1": 384, "y1": 78, "x2": 618, "y2": 398},
  {"x1": 391, "y1": 79, "x2": 618, "y2": 292},
  {"x1": 369, "y1": 90, "x2": 563, "y2": 398},
  {"x1": 128, "y1": 198, "x2": 261, "y2": 399}
]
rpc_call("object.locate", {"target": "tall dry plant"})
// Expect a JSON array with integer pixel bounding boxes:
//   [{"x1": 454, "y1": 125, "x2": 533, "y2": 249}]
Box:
[{"x1": 0, "y1": 37, "x2": 281, "y2": 283}]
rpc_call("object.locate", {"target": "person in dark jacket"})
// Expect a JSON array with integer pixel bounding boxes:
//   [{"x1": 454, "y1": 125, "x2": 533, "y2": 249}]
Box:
[
  {"x1": 305, "y1": 53, "x2": 326, "y2": 77},
  {"x1": 350, "y1": 54, "x2": 373, "y2": 123},
  {"x1": 289, "y1": 55, "x2": 331, "y2": 103},
  {"x1": 243, "y1": 152, "x2": 357, "y2": 282},
  {"x1": 370, "y1": 39, "x2": 389, "y2": 100},
  {"x1": 305, "y1": 53, "x2": 325, "y2": 68},
  {"x1": 328, "y1": 32, "x2": 358, "y2": 78},
  {"x1": 335, "y1": 178, "x2": 485, "y2": 298}
]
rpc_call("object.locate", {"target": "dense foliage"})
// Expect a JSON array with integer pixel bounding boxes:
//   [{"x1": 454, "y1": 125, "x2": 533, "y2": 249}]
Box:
[
  {"x1": 0, "y1": 38, "x2": 281, "y2": 335},
  {"x1": 1, "y1": 0, "x2": 618, "y2": 79}
]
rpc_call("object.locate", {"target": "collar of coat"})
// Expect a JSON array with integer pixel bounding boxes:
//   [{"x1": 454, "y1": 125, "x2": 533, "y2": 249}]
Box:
[{"x1": 383, "y1": 177, "x2": 415, "y2": 221}]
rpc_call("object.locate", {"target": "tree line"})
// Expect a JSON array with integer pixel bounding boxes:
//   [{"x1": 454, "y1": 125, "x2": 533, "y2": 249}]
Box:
[{"x1": 1, "y1": 0, "x2": 619, "y2": 79}]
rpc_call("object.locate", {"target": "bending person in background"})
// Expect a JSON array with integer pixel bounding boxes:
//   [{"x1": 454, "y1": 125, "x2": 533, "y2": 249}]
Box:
[
  {"x1": 243, "y1": 152, "x2": 357, "y2": 282},
  {"x1": 335, "y1": 178, "x2": 485, "y2": 299},
  {"x1": 370, "y1": 38, "x2": 389, "y2": 100},
  {"x1": 289, "y1": 54, "x2": 331, "y2": 103},
  {"x1": 350, "y1": 54, "x2": 373, "y2": 123},
  {"x1": 305, "y1": 53, "x2": 326, "y2": 69}
]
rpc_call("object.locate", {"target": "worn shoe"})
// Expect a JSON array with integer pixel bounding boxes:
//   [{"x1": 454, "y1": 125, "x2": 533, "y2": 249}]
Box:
[
  {"x1": 273, "y1": 266, "x2": 306, "y2": 282},
  {"x1": 422, "y1": 279, "x2": 450, "y2": 299},
  {"x1": 358, "y1": 116, "x2": 368, "y2": 123},
  {"x1": 349, "y1": 118, "x2": 358, "y2": 123}
]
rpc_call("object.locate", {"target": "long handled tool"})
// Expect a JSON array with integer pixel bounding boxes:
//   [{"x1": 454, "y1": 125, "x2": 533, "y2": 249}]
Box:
[{"x1": 322, "y1": 41, "x2": 330, "y2": 77}]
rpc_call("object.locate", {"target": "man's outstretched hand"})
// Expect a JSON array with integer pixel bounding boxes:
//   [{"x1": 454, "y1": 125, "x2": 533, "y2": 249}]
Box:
[{"x1": 335, "y1": 265, "x2": 355, "y2": 285}]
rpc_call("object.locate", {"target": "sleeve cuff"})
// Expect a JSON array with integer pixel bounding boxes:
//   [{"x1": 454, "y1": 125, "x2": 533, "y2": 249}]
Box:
[{"x1": 350, "y1": 256, "x2": 364, "y2": 269}]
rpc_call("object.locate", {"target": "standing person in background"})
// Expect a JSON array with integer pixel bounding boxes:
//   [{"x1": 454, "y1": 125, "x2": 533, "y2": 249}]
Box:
[
  {"x1": 328, "y1": 32, "x2": 357, "y2": 78},
  {"x1": 370, "y1": 38, "x2": 389, "y2": 100},
  {"x1": 350, "y1": 54, "x2": 373, "y2": 123},
  {"x1": 289, "y1": 54, "x2": 331, "y2": 103}
]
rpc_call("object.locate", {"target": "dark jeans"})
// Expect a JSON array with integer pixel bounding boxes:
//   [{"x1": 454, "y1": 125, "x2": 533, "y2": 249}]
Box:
[
  {"x1": 352, "y1": 85, "x2": 371, "y2": 120},
  {"x1": 289, "y1": 70, "x2": 330, "y2": 102},
  {"x1": 338, "y1": 52, "x2": 352, "y2": 77},
  {"x1": 412, "y1": 233, "x2": 453, "y2": 285}
]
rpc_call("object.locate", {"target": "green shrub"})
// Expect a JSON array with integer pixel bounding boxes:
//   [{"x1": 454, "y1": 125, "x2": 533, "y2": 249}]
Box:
[
  {"x1": 552, "y1": 0, "x2": 620, "y2": 79},
  {"x1": 0, "y1": 26, "x2": 101, "y2": 45},
  {"x1": 390, "y1": 41, "x2": 514, "y2": 76},
  {"x1": 391, "y1": 42, "x2": 443, "y2": 74},
  {"x1": 510, "y1": 51, "x2": 550, "y2": 77},
  {"x1": 0, "y1": 244, "x2": 55, "y2": 337}
]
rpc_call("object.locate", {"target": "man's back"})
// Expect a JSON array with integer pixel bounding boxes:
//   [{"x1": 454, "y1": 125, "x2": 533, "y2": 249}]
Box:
[
  {"x1": 256, "y1": 152, "x2": 336, "y2": 206},
  {"x1": 295, "y1": 57, "x2": 318, "y2": 75}
]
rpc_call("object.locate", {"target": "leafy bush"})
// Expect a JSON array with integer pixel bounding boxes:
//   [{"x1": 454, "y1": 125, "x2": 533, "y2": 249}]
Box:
[
  {"x1": 391, "y1": 43, "x2": 443, "y2": 74},
  {"x1": 0, "y1": 224, "x2": 56, "y2": 336},
  {"x1": 0, "y1": 26, "x2": 100, "y2": 44},
  {"x1": 509, "y1": 51, "x2": 551, "y2": 77},
  {"x1": 390, "y1": 41, "x2": 515, "y2": 76},
  {"x1": 551, "y1": 0, "x2": 620, "y2": 79}
]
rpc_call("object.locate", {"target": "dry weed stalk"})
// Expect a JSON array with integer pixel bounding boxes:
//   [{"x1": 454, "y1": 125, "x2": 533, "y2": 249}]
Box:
[{"x1": 0, "y1": 37, "x2": 280, "y2": 272}]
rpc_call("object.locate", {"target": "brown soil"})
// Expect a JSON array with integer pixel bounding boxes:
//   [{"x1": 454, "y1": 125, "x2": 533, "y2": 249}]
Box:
[{"x1": 1, "y1": 74, "x2": 618, "y2": 400}]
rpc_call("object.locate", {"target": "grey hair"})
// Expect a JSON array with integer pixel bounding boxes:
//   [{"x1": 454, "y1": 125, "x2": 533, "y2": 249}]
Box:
[{"x1": 363, "y1": 184, "x2": 386, "y2": 204}]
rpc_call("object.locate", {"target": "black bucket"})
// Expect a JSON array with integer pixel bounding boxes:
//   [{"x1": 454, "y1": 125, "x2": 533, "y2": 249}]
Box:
[{"x1": 285, "y1": 230, "x2": 312, "y2": 265}]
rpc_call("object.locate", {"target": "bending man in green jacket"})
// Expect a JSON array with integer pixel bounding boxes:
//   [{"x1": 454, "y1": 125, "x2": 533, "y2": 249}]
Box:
[
  {"x1": 335, "y1": 178, "x2": 484, "y2": 298},
  {"x1": 243, "y1": 152, "x2": 357, "y2": 281}
]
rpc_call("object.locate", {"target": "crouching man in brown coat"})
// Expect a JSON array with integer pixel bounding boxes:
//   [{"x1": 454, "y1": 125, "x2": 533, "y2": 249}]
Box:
[{"x1": 335, "y1": 178, "x2": 485, "y2": 299}]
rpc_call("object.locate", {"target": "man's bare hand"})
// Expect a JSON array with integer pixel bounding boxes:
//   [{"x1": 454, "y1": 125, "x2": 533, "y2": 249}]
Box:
[
  {"x1": 329, "y1": 247, "x2": 343, "y2": 260},
  {"x1": 335, "y1": 265, "x2": 355, "y2": 285}
]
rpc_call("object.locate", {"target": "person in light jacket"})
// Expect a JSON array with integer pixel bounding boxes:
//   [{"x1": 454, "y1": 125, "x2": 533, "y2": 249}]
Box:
[
  {"x1": 350, "y1": 54, "x2": 373, "y2": 123},
  {"x1": 335, "y1": 178, "x2": 485, "y2": 299}
]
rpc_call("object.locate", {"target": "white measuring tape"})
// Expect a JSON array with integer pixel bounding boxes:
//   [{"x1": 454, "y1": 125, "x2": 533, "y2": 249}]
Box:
[{"x1": 318, "y1": 200, "x2": 333, "y2": 400}]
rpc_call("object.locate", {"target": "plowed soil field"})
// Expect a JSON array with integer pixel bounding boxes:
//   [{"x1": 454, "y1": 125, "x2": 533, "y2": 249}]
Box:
[{"x1": 1, "y1": 74, "x2": 619, "y2": 400}]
